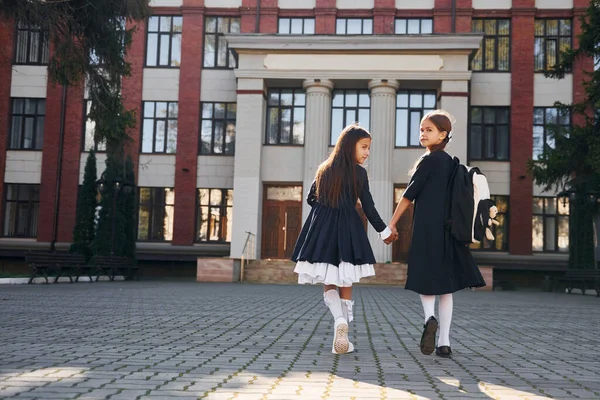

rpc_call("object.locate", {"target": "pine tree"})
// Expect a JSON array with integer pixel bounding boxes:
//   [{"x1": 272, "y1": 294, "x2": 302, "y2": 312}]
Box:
[
  {"x1": 123, "y1": 156, "x2": 137, "y2": 259},
  {"x1": 528, "y1": 0, "x2": 600, "y2": 270},
  {"x1": 70, "y1": 150, "x2": 97, "y2": 262},
  {"x1": 0, "y1": 0, "x2": 151, "y2": 152},
  {"x1": 93, "y1": 154, "x2": 122, "y2": 256}
]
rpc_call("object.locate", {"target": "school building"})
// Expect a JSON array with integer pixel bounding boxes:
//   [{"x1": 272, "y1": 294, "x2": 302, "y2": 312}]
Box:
[{"x1": 0, "y1": 0, "x2": 591, "y2": 277}]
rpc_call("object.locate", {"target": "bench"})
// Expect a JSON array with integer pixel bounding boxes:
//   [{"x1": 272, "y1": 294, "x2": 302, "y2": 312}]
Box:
[
  {"x1": 558, "y1": 270, "x2": 600, "y2": 296},
  {"x1": 90, "y1": 255, "x2": 139, "y2": 281},
  {"x1": 26, "y1": 251, "x2": 86, "y2": 284}
]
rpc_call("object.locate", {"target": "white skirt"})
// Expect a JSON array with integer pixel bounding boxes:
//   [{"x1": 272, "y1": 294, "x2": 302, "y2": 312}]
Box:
[{"x1": 294, "y1": 261, "x2": 375, "y2": 287}]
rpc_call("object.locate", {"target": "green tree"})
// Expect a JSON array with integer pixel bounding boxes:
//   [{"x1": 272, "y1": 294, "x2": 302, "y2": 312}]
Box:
[
  {"x1": 0, "y1": 0, "x2": 151, "y2": 152},
  {"x1": 70, "y1": 150, "x2": 97, "y2": 262},
  {"x1": 528, "y1": 0, "x2": 600, "y2": 270}
]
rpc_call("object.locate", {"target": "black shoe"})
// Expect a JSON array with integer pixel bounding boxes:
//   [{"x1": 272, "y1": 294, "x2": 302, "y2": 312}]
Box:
[
  {"x1": 435, "y1": 345, "x2": 453, "y2": 358},
  {"x1": 419, "y1": 316, "x2": 438, "y2": 355}
]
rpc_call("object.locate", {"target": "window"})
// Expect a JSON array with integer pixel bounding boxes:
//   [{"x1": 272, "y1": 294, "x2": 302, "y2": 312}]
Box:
[
  {"x1": 142, "y1": 102, "x2": 178, "y2": 154},
  {"x1": 395, "y1": 19, "x2": 433, "y2": 34},
  {"x1": 331, "y1": 90, "x2": 370, "y2": 145},
  {"x1": 470, "y1": 195, "x2": 509, "y2": 251},
  {"x1": 471, "y1": 19, "x2": 510, "y2": 72},
  {"x1": 469, "y1": 107, "x2": 509, "y2": 161},
  {"x1": 146, "y1": 16, "x2": 182, "y2": 67},
  {"x1": 534, "y1": 19, "x2": 571, "y2": 71},
  {"x1": 9, "y1": 98, "x2": 45, "y2": 150},
  {"x1": 83, "y1": 101, "x2": 106, "y2": 152},
  {"x1": 532, "y1": 196, "x2": 569, "y2": 252},
  {"x1": 3, "y1": 184, "x2": 40, "y2": 238},
  {"x1": 204, "y1": 17, "x2": 240, "y2": 69},
  {"x1": 395, "y1": 90, "x2": 436, "y2": 147},
  {"x1": 278, "y1": 18, "x2": 315, "y2": 34},
  {"x1": 137, "y1": 188, "x2": 175, "y2": 241},
  {"x1": 14, "y1": 22, "x2": 49, "y2": 65},
  {"x1": 336, "y1": 18, "x2": 373, "y2": 35},
  {"x1": 200, "y1": 103, "x2": 236, "y2": 155},
  {"x1": 266, "y1": 89, "x2": 306, "y2": 146},
  {"x1": 532, "y1": 107, "x2": 570, "y2": 160},
  {"x1": 196, "y1": 189, "x2": 233, "y2": 242}
]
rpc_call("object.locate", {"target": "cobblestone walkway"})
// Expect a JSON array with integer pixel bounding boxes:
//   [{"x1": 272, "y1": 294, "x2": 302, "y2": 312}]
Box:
[{"x1": 0, "y1": 282, "x2": 598, "y2": 399}]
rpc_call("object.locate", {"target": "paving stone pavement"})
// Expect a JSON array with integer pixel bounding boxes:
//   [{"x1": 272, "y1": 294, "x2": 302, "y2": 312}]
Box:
[{"x1": 0, "y1": 282, "x2": 599, "y2": 400}]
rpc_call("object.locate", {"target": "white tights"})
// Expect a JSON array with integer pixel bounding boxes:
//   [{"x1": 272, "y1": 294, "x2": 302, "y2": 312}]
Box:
[{"x1": 419, "y1": 294, "x2": 453, "y2": 347}]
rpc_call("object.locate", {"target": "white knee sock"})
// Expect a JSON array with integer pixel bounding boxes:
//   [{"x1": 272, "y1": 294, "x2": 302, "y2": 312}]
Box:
[
  {"x1": 340, "y1": 299, "x2": 354, "y2": 323},
  {"x1": 324, "y1": 289, "x2": 345, "y2": 322},
  {"x1": 420, "y1": 295, "x2": 436, "y2": 323},
  {"x1": 438, "y1": 293, "x2": 453, "y2": 347}
]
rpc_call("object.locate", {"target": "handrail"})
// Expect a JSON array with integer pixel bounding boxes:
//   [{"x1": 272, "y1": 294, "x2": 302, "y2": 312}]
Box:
[{"x1": 240, "y1": 231, "x2": 256, "y2": 282}]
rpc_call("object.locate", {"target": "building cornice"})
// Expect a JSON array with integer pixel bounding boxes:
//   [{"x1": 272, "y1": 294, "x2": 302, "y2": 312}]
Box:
[
  {"x1": 235, "y1": 69, "x2": 473, "y2": 81},
  {"x1": 224, "y1": 34, "x2": 483, "y2": 53}
]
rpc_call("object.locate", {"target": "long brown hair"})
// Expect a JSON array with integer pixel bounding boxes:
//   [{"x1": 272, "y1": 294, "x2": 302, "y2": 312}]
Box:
[
  {"x1": 409, "y1": 110, "x2": 453, "y2": 176},
  {"x1": 315, "y1": 124, "x2": 371, "y2": 207}
]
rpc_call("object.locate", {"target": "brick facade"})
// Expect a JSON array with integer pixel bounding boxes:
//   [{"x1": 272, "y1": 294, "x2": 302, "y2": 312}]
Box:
[
  {"x1": 0, "y1": 18, "x2": 14, "y2": 233},
  {"x1": 0, "y1": 1, "x2": 592, "y2": 263},
  {"x1": 509, "y1": 2, "x2": 535, "y2": 256},
  {"x1": 173, "y1": 0, "x2": 204, "y2": 246}
]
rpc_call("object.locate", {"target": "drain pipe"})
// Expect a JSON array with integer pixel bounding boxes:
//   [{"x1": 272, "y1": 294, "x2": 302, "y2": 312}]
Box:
[
  {"x1": 255, "y1": 0, "x2": 261, "y2": 33},
  {"x1": 50, "y1": 84, "x2": 67, "y2": 252},
  {"x1": 451, "y1": 0, "x2": 456, "y2": 33}
]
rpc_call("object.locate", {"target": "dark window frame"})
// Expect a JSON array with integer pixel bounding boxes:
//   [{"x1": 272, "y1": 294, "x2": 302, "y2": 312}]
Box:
[
  {"x1": 278, "y1": 17, "x2": 315, "y2": 34},
  {"x1": 265, "y1": 89, "x2": 306, "y2": 146},
  {"x1": 82, "y1": 100, "x2": 107, "y2": 152},
  {"x1": 471, "y1": 19, "x2": 511, "y2": 72},
  {"x1": 532, "y1": 196, "x2": 569, "y2": 253},
  {"x1": 2, "y1": 184, "x2": 40, "y2": 238},
  {"x1": 395, "y1": 90, "x2": 437, "y2": 148},
  {"x1": 335, "y1": 18, "x2": 373, "y2": 35},
  {"x1": 203, "y1": 16, "x2": 240, "y2": 69},
  {"x1": 141, "y1": 101, "x2": 179, "y2": 154},
  {"x1": 534, "y1": 18, "x2": 572, "y2": 72},
  {"x1": 13, "y1": 22, "x2": 49, "y2": 65},
  {"x1": 9, "y1": 98, "x2": 45, "y2": 151},
  {"x1": 145, "y1": 15, "x2": 183, "y2": 68},
  {"x1": 532, "y1": 107, "x2": 571, "y2": 161},
  {"x1": 195, "y1": 188, "x2": 233, "y2": 243},
  {"x1": 469, "y1": 106, "x2": 510, "y2": 161},
  {"x1": 330, "y1": 89, "x2": 371, "y2": 146},
  {"x1": 137, "y1": 187, "x2": 175, "y2": 242},
  {"x1": 200, "y1": 102, "x2": 236, "y2": 155},
  {"x1": 470, "y1": 195, "x2": 510, "y2": 252},
  {"x1": 395, "y1": 18, "x2": 433, "y2": 35}
]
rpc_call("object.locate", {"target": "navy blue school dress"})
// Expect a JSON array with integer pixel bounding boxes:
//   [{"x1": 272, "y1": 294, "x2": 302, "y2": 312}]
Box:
[
  {"x1": 291, "y1": 165, "x2": 388, "y2": 287},
  {"x1": 403, "y1": 150, "x2": 486, "y2": 295}
]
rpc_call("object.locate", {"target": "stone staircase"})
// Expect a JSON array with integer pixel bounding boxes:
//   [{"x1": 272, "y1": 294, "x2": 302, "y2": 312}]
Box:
[{"x1": 242, "y1": 259, "x2": 408, "y2": 286}]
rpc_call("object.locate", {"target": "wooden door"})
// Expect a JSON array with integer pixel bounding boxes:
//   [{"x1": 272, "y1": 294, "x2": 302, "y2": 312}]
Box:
[
  {"x1": 261, "y1": 185, "x2": 303, "y2": 259},
  {"x1": 392, "y1": 186, "x2": 414, "y2": 263}
]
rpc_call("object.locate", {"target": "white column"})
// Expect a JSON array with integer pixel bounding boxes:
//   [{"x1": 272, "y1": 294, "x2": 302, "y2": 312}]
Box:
[
  {"x1": 440, "y1": 80, "x2": 469, "y2": 164},
  {"x1": 367, "y1": 79, "x2": 399, "y2": 263},
  {"x1": 302, "y1": 78, "x2": 334, "y2": 223},
  {"x1": 230, "y1": 78, "x2": 266, "y2": 259}
]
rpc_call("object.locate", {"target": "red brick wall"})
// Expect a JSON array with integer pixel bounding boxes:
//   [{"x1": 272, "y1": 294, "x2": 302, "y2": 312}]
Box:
[
  {"x1": 374, "y1": 0, "x2": 395, "y2": 34},
  {"x1": 0, "y1": 18, "x2": 14, "y2": 234},
  {"x1": 509, "y1": 2, "x2": 535, "y2": 255},
  {"x1": 37, "y1": 76, "x2": 64, "y2": 243},
  {"x1": 241, "y1": 0, "x2": 278, "y2": 33},
  {"x1": 573, "y1": 1, "x2": 593, "y2": 124},
  {"x1": 122, "y1": 19, "x2": 147, "y2": 180},
  {"x1": 315, "y1": 0, "x2": 337, "y2": 34},
  {"x1": 57, "y1": 84, "x2": 85, "y2": 242},
  {"x1": 173, "y1": 1, "x2": 204, "y2": 246},
  {"x1": 434, "y1": 0, "x2": 472, "y2": 33}
]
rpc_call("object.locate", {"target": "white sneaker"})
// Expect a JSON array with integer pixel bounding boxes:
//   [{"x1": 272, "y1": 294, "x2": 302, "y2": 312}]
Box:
[
  {"x1": 332, "y1": 317, "x2": 349, "y2": 354},
  {"x1": 332, "y1": 340, "x2": 354, "y2": 354}
]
